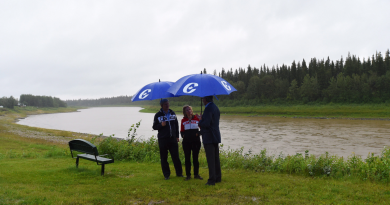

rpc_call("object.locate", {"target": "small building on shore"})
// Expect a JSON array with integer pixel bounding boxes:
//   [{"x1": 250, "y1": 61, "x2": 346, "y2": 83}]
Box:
[{"x1": 17, "y1": 103, "x2": 26, "y2": 107}]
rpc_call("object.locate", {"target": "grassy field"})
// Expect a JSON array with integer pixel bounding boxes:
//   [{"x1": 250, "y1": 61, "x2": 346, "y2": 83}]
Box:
[
  {"x1": 139, "y1": 103, "x2": 390, "y2": 119},
  {"x1": 1, "y1": 131, "x2": 390, "y2": 204},
  {"x1": 1, "y1": 106, "x2": 390, "y2": 204}
]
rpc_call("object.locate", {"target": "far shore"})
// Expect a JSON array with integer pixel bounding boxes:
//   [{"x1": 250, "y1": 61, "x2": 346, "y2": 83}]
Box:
[
  {"x1": 136, "y1": 103, "x2": 390, "y2": 120},
  {"x1": 53, "y1": 103, "x2": 390, "y2": 120}
]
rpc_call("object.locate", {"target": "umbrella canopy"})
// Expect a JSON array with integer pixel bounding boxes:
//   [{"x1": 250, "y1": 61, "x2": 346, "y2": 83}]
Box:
[
  {"x1": 131, "y1": 81, "x2": 175, "y2": 102},
  {"x1": 167, "y1": 73, "x2": 236, "y2": 97}
]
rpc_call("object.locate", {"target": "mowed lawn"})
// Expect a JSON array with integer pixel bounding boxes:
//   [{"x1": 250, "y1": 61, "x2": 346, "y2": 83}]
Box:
[{"x1": 1, "y1": 132, "x2": 390, "y2": 204}]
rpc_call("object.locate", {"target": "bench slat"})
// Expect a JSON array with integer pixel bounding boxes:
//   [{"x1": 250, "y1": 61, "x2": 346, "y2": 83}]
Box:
[{"x1": 77, "y1": 154, "x2": 114, "y2": 164}]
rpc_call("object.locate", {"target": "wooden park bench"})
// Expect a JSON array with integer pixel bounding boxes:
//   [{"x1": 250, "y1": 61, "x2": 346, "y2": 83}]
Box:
[{"x1": 68, "y1": 139, "x2": 114, "y2": 176}]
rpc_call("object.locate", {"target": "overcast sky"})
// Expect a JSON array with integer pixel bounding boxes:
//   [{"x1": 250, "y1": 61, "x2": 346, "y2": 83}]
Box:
[{"x1": 1, "y1": 0, "x2": 389, "y2": 100}]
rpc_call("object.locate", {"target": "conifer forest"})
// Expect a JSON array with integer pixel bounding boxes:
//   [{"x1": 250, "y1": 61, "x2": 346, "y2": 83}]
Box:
[{"x1": 66, "y1": 49, "x2": 390, "y2": 107}]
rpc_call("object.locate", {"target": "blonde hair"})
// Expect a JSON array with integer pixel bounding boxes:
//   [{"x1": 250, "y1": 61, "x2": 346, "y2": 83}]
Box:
[{"x1": 182, "y1": 105, "x2": 193, "y2": 118}]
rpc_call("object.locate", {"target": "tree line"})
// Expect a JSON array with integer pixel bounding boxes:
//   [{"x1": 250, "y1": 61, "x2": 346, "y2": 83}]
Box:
[
  {"x1": 65, "y1": 49, "x2": 390, "y2": 107},
  {"x1": 19, "y1": 94, "x2": 67, "y2": 108},
  {"x1": 215, "y1": 49, "x2": 390, "y2": 104},
  {"x1": 65, "y1": 96, "x2": 139, "y2": 107},
  {"x1": 0, "y1": 96, "x2": 18, "y2": 109}
]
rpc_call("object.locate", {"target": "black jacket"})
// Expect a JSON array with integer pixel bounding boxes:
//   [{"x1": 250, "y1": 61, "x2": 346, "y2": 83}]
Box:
[
  {"x1": 198, "y1": 102, "x2": 221, "y2": 144},
  {"x1": 152, "y1": 108, "x2": 179, "y2": 139},
  {"x1": 180, "y1": 115, "x2": 201, "y2": 143}
]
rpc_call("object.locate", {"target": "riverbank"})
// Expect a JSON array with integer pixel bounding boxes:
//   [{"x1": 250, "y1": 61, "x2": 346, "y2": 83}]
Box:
[
  {"x1": 0, "y1": 106, "x2": 93, "y2": 144},
  {"x1": 139, "y1": 103, "x2": 390, "y2": 119},
  {"x1": 2, "y1": 107, "x2": 390, "y2": 203}
]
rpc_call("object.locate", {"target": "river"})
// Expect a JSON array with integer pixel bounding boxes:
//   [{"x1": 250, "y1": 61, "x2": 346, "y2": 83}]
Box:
[{"x1": 17, "y1": 107, "x2": 390, "y2": 158}]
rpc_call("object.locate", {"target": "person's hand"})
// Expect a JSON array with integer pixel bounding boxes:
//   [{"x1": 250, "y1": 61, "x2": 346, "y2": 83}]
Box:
[
  {"x1": 161, "y1": 121, "x2": 166, "y2": 126},
  {"x1": 176, "y1": 138, "x2": 180, "y2": 142},
  {"x1": 196, "y1": 114, "x2": 202, "y2": 120}
]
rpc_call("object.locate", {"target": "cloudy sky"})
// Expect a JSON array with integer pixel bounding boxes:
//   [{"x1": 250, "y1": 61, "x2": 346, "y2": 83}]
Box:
[{"x1": 1, "y1": 0, "x2": 389, "y2": 100}]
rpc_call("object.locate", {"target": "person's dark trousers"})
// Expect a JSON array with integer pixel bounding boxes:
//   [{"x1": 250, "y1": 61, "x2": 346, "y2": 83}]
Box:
[
  {"x1": 182, "y1": 141, "x2": 201, "y2": 177},
  {"x1": 158, "y1": 137, "x2": 183, "y2": 178},
  {"x1": 204, "y1": 143, "x2": 221, "y2": 185}
]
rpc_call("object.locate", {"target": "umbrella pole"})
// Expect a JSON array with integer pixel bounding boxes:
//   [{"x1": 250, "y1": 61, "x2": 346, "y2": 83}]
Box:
[{"x1": 200, "y1": 98, "x2": 202, "y2": 115}]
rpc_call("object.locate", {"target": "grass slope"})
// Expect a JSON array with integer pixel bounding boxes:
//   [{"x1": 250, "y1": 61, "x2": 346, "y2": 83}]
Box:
[{"x1": 1, "y1": 107, "x2": 390, "y2": 204}]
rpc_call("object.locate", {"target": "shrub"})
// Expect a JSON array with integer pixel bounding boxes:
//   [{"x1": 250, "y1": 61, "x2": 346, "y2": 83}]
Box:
[{"x1": 93, "y1": 121, "x2": 390, "y2": 183}]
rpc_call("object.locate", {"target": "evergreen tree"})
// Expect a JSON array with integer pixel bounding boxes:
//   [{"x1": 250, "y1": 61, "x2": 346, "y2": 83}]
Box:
[
  {"x1": 344, "y1": 52, "x2": 354, "y2": 76},
  {"x1": 291, "y1": 61, "x2": 297, "y2": 84},
  {"x1": 302, "y1": 59, "x2": 308, "y2": 78},
  {"x1": 317, "y1": 60, "x2": 328, "y2": 92},
  {"x1": 246, "y1": 65, "x2": 253, "y2": 86},
  {"x1": 308, "y1": 58, "x2": 317, "y2": 77},
  {"x1": 300, "y1": 74, "x2": 319, "y2": 102},
  {"x1": 221, "y1": 68, "x2": 226, "y2": 78},
  {"x1": 376, "y1": 51, "x2": 385, "y2": 76},
  {"x1": 385, "y1": 49, "x2": 390, "y2": 74},
  {"x1": 287, "y1": 79, "x2": 300, "y2": 100},
  {"x1": 246, "y1": 76, "x2": 261, "y2": 99}
]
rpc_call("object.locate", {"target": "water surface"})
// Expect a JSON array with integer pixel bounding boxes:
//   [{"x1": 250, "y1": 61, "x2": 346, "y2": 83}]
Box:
[{"x1": 17, "y1": 107, "x2": 390, "y2": 158}]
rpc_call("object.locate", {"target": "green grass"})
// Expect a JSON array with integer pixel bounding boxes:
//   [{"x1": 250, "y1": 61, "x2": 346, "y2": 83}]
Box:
[
  {"x1": 140, "y1": 103, "x2": 390, "y2": 119},
  {"x1": 2, "y1": 150, "x2": 390, "y2": 204},
  {"x1": 2, "y1": 106, "x2": 390, "y2": 204}
]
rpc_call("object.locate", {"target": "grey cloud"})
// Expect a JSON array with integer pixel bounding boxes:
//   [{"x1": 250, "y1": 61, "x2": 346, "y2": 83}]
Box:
[{"x1": 1, "y1": 0, "x2": 389, "y2": 100}]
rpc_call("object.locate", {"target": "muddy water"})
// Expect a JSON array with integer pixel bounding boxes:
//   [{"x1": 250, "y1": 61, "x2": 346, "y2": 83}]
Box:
[
  {"x1": 221, "y1": 116, "x2": 390, "y2": 158},
  {"x1": 17, "y1": 107, "x2": 390, "y2": 158}
]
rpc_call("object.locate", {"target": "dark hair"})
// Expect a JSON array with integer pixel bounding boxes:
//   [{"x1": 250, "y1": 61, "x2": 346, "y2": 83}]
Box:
[
  {"x1": 204, "y1": 96, "x2": 213, "y2": 102},
  {"x1": 160, "y1": 99, "x2": 169, "y2": 105}
]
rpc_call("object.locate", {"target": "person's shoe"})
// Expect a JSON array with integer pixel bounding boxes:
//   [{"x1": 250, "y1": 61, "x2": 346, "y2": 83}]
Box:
[
  {"x1": 216, "y1": 179, "x2": 221, "y2": 183},
  {"x1": 164, "y1": 176, "x2": 170, "y2": 180},
  {"x1": 205, "y1": 182, "x2": 215, "y2": 186},
  {"x1": 184, "y1": 176, "x2": 191, "y2": 181},
  {"x1": 194, "y1": 175, "x2": 203, "y2": 180}
]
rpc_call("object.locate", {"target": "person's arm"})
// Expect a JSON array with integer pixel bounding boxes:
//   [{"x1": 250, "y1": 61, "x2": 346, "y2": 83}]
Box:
[
  {"x1": 198, "y1": 107, "x2": 213, "y2": 129},
  {"x1": 180, "y1": 119, "x2": 185, "y2": 138},
  {"x1": 194, "y1": 116, "x2": 200, "y2": 136},
  {"x1": 175, "y1": 116, "x2": 180, "y2": 142},
  {"x1": 152, "y1": 114, "x2": 162, "y2": 130}
]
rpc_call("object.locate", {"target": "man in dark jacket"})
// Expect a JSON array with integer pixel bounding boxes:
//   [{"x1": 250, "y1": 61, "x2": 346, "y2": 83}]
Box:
[
  {"x1": 152, "y1": 99, "x2": 183, "y2": 180},
  {"x1": 197, "y1": 96, "x2": 221, "y2": 185}
]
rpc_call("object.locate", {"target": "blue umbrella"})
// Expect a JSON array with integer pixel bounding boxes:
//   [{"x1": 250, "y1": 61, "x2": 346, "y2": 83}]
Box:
[
  {"x1": 131, "y1": 80, "x2": 176, "y2": 102},
  {"x1": 167, "y1": 73, "x2": 236, "y2": 97},
  {"x1": 167, "y1": 73, "x2": 236, "y2": 113}
]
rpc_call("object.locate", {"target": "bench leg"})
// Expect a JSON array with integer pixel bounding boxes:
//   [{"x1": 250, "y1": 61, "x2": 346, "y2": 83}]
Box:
[
  {"x1": 76, "y1": 157, "x2": 79, "y2": 168},
  {"x1": 101, "y1": 164, "x2": 105, "y2": 176}
]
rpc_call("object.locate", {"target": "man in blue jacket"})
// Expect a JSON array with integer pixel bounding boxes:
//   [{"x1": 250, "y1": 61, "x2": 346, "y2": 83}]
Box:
[
  {"x1": 197, "y1": 96, "x2": 221, "y2": 185},
  {"x1": 153, "y1": 99, "x2": 183, "y2": 180}
]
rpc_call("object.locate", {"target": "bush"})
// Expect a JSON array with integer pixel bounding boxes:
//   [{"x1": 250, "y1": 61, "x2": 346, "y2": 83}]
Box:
[{"x1": 93, "y1": 121, "x2": 390, "y2": 183}]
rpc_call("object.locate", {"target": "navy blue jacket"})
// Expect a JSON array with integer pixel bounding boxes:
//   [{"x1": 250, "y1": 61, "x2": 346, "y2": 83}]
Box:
[
  {"x1": 198, "y1": 102, "x2": 221, "y2": 144},
  {"x1": 152, "y1": 108, "x2": 179, "y2": 139}
]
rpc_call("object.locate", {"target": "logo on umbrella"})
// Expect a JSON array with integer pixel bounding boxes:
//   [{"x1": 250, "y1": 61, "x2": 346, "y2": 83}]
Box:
[
  {"x1": 221, "y1": 81, "x2": 231, "y2": 90},
  {"x1": 139, "y1": 89, "x2": 151, "y2": 99},
  {"x1": 183, "y1": 83, "x2": 198, "y2": 94}
]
